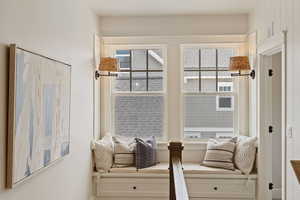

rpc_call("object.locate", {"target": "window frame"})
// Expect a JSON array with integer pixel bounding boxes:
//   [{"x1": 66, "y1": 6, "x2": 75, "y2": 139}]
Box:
[
  {"x1": 180, "y1": 43, "x2": 242, "y2": 141},
  {"x1": 106, "y1": 44, "x2": 168, "y2": 141}
]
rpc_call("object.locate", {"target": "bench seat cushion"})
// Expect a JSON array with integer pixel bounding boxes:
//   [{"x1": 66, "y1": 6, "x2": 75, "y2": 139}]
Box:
[{"x1": 107, "y1": 162, "x2": 242, "y2": 175}]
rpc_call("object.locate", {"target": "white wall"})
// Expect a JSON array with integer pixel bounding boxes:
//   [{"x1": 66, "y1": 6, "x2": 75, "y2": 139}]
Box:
[
  {"x1": 289, "y1": 0, "x2": 300, "y2": 198},
  {"x1": 100, "y1": 15, "x2": 249, "y2": 36},
  {"x1": 0, "y1": 0, "x2": 100, "y2": 200},
  {"x1": 248, "y1": 9, "x2": 257, "y2": 34}
]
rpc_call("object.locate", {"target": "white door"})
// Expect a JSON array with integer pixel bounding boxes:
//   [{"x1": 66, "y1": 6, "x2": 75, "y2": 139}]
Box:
[
  {"x1": 271, "y1": 52, "x2": 283, "y2": 199},
  {"x1": 258, "y1": 54, "x2": 273, "y2": 200}
]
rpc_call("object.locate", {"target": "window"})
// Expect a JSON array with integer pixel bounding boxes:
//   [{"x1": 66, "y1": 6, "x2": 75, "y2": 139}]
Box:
[
  {"x1": 216, "y1": 96, "x2": 234, "y2": 111},
  {"x1": 182, "y1": 46, "x2": 236, "y2": 140},
  {"x1": 112, "y1": 47, "x2": 166, "y2": 139},
  {"x1": 218, "y1": 82, "x2": 233, "y2": 92}
]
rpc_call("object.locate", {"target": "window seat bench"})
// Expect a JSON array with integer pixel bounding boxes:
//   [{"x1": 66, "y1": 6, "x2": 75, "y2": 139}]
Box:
[{"x1": 93, "y1": 162, "x2": 257, "y2": 200}]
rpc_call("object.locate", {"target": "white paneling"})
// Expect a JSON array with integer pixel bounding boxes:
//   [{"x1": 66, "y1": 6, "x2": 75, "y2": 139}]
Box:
[{"x1": 252, "y1": 0, "x2": 300, "y2": 199}]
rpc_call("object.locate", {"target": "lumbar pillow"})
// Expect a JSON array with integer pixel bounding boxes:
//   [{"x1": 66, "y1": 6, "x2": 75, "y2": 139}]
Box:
[
  {"x1": 202, "y1": 139, "x2": 236, "y2": 170},
  {"x1": 234, "y1": 136, "x2": 257, "y2": 174},
  {"x1": 112, "y1": 136, "x2": 136, "y2": 167},
  {"x1": 93, "y1": 135, "x2": 114, "y2": 172},
  {"x1": 135, "y1": 136, "x2": 157, "y2": 169}
]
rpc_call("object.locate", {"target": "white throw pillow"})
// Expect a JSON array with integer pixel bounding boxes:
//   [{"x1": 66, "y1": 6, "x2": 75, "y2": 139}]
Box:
[
  {"x1": 93, "y1": 136, "x2": 114, "y2": 172},
  {"x1": 234, "y1": 136, "x2": 257, "y2": 174}
]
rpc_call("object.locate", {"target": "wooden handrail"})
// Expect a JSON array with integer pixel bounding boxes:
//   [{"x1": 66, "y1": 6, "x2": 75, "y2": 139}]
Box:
[
  {"x1": 168, "y1": 142, "x2": 189, "y2": 200},
  {"x1": 172, "y1": 158, "x2": 189, "y2": 200}
]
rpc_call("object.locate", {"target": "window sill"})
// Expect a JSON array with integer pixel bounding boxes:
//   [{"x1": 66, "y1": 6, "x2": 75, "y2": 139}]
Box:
[{"x1": 157, "y1": 141, "x2": 208, "y2": 150}]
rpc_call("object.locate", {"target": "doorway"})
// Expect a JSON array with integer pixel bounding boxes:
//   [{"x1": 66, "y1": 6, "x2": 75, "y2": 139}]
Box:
[{"x1": 257, "y1": 33, "x2": 287, "y2": 200}]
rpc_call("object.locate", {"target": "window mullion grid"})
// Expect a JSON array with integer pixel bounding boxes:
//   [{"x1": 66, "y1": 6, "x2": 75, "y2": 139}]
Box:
[
  {"x1": 216, "y1": 48, "x2": 218, "y2": 92},
  {"x1": 129, "y1": 50, "x2": 133, "y2": 92},
  {"x1": 199, "y1": 49, "x2": 202, "y2": 92},
  {"x1": 146, "y1": 50, "x2": 149, "y2": 91}
]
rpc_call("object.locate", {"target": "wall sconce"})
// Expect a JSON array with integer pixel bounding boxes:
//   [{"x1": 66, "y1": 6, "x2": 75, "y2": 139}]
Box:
[
  {"x1": 229, "y1": 56, "x2": 255, "y2": 79},
  {"x1": 95, "y1": 57, "x2": 119, "y2": 79}
]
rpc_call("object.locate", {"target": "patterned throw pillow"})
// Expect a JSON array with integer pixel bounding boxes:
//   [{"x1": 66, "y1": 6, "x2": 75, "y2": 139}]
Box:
[
  {"x1": 202, "y1": 139, "x2": 236, "y2": 170},
  {"x1": 135, "y1": 136, "x2": 157, "y2": 169},
  {"x1": 93, "y1": 136, "x2": 114, "y2": 172},
  {"x1": 234, "y1": 136, "x2": 257, "y2": 174},
  {"x1": 112, "y1": 136, "x2": 135, "y2": 167}
]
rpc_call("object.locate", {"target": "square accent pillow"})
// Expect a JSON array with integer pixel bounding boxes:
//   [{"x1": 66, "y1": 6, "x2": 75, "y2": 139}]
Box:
[
  {"x1": 135, "y1": 136, "x2": 157, "y2": 169},
  {"x1": 112, "y1": 136, "x2": 135, "y2": 167},
  {"x1": 93, "y1": 135, "x2": 114, "y2": 172},
  {"x1": 234, "y1": 136, "x2": 257, "y2": 174},
  {"x1": 202, "y1": 139, "x2": 236, "y2": 170}
]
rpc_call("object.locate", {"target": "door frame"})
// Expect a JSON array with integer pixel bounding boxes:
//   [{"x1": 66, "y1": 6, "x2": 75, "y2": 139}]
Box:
[{"x1": 257, "y1": 31, "x2": 287, "y2": 200}]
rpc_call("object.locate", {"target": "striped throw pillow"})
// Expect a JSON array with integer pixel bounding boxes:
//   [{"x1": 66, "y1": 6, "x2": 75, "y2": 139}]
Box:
[
  {"x1": 202, "y1": 139, "x2": 236, "y2": 170},
  {"x1": 112, "y1": 136, "x2": 135, "y2": 167}
]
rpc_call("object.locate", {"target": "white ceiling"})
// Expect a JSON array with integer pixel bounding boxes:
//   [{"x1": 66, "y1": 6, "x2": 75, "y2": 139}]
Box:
[{"x1": 90, "y1": 0, "x2": 255, "y2": 16}]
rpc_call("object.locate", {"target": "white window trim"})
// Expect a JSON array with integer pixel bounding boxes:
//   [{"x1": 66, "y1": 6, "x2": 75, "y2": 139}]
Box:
[
  {"x1": 216, "y1": 95, "x2": 234, "y2": 111},
  {"x1": 184, "y1": 127, "x2": 234, "y2": 132},
  {"x1": 180, "y1": 43, "x2": 243, "y2": 141},
  {"x1": 104, "y1": 44, "x2": 168, "y2": 141},
  {"x1": 184, "y1": 76, "x2": 233, "y2": 84}
]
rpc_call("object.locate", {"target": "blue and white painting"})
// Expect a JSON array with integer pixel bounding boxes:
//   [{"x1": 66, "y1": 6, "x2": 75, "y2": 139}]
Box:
[{"x1": 12, "y1": 48, "x2": 71, "y2": 185}]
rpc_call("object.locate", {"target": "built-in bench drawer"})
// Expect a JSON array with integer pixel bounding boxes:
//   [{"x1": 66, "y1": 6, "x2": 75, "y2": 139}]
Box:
[
  {"x1": 94, "y1": 169, "x2": 257, "y2": 200},
  {"x1": 187, "y1": 178, "x2": 256, "y2": 199},
  {"x1": 97, "y1": 177, "x2": 169, "y2": 197}
]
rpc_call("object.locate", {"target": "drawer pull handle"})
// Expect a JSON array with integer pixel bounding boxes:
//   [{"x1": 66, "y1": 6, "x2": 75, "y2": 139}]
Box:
[
  {"x1": 213, "y1": 187, "x2": 218, "y2": 191},
  {"x1": 133, "y1": 186, "x2": 137, "y2": 190}
]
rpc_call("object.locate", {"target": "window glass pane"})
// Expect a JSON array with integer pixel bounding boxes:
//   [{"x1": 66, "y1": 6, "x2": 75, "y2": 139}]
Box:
[
  {"x1": 219, "y1": 97, "x2": 232, "y2": 108},
  {"x1": 114, "y1": 72, "x2": 130, "y2": 91},
  {"x1": 184, "y1": 48, "x2": 199, "y2": 69},
  {"x1": 201, "y1": 48, "x2": 216, "y2": 68},
  {"x1": 132, "y1": 49, "x2": 147, "y2": 70},
  {"x1": 218, "y1": 82, "x2": 233, "y2": 92},
  {"x1": 218, "y1": 48, "x2": 235, "y2": 68},
  {"x1": 149, "y1": 72, "x2": 163, "y2": 91},
  {"x1": 184, "y1": 71, "x2": 199, "y2": 92},
  {"x1": 132, "y1": 72, "x2": 146, "y2": 91},
  {"x1": 184, "y1": 95, "x2": 234, "y2": 139},
  {"x1": 148, "y1": 49, "x2": 163, "y2": 70},
  {"x1": 201, "y1": 71, "x2": 216, "y2": 92},
  {"x1": 218, "y1": 71, "x2": 233, "y2": 92},
  {"x1": 116, "y1": 50, "x2": 131, "y2": 70},
  {"x1": 115, "y1": 95, "x2": 164, "y2": 138},
  {"x1": 218, "y1": 70, "x2": 232, "y2": 78}
]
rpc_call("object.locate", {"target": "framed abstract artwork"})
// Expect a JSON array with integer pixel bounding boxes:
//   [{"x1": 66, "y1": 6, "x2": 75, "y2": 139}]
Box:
[{"x1": 6, "y1": 44, "x2": 71, "y2": 188}]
